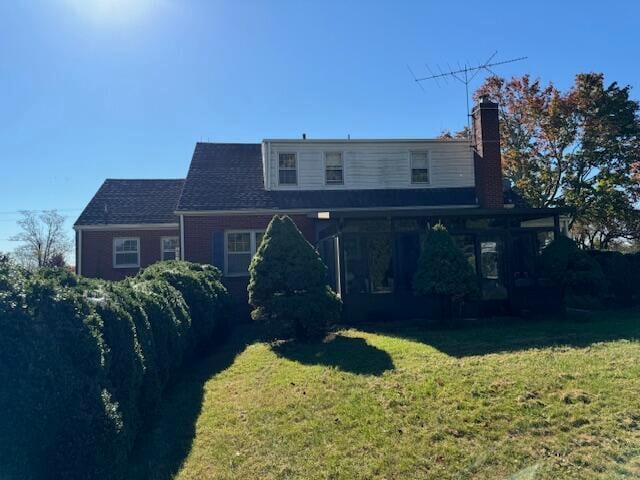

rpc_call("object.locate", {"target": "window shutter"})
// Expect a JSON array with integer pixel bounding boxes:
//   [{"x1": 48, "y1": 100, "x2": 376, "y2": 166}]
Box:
[{"x1": 212, "y1": 230, "x2": 225, "y2": 271}]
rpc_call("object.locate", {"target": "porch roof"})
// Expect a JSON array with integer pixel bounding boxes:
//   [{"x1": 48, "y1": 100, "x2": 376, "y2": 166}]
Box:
[{"x1": 317, "y1": 206, "x2": 571, "y2": 220}]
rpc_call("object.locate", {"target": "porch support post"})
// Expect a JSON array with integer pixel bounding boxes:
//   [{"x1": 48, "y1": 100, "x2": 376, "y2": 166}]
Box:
[
  {"x1": 337, "y1": 218, "x2": 346, "y2": 298},
  {"x1": 553, "y1": 215, "x2": 561, "y2": 238}
]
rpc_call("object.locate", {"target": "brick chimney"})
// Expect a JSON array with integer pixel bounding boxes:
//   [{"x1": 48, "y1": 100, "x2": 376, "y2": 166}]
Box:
[{"x1": 472, "y1": 96, "x2": 503, "y2": 209}]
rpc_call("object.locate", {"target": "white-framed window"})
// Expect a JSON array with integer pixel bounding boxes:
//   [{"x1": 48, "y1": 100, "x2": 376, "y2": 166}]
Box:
[
  {"x1": 410, "y1": 150, "x2": 430, "y2": 184},
  {"x1": 278, "y1": 152, "x2": 297, "y2": 185},
  {"x1": 225, "y1": 230, "x2": 264, "y2": 276},
  {"x1": 325, "y1": 151, "x2": 344, "y2": 185},
  {"x1": 161, "y1": 236, "x2": 179, "y2": 261},
  {"x1": 113, "y1": 237, "x2": 140, "y2": 268}
]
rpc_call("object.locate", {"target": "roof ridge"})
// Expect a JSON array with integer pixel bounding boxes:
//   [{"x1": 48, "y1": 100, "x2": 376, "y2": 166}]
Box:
[
  {"x1": 195, "y1": 142, "x2": 260, "y2": 146},
  {"x1": 104, "y1": 178, "x2": 185, "y2": 181}
]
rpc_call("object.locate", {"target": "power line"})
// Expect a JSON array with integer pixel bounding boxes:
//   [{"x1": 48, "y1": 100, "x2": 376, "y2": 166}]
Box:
[{"x1": 0, "y1": 208, "x2": 82, "y2": 215}]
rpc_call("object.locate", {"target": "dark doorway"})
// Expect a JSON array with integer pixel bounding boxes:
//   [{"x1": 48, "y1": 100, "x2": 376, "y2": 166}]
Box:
[
  {"x1": 510, "y1": 232, "x2": 537, "y2": 287},
  {"x1": 394, "y1": 232, "x2": 421, "y2": 292}
]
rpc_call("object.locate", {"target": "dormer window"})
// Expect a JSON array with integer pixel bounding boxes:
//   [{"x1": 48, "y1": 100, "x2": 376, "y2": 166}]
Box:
[
  {"x1": 325, "y1": 152, "x2": 344, "y2": 185},
  {"x1": 410, "y1": 151, "x2": 430, "y2": 184},
  {"x1": 278, "y1": 153, "x2": 297, "y2": 185}
]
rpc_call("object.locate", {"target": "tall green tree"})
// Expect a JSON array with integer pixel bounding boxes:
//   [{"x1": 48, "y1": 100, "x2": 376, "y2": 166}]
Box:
[{"x1": 476, "y1": 73, "x2": 640, "y2": 248}]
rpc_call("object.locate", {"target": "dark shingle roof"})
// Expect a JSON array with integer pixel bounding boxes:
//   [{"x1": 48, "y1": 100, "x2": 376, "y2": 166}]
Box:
[
  {"x1": 177, "y1": 143, "x2": 478, "y2": 211},
  {"x1": 75, "y1": 179, "x2": 184, "y2": 226}
]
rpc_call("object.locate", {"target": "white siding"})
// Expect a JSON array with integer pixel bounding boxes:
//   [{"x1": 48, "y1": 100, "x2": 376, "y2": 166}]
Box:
[{"x1": 265, "y1": 140, "x2": 474, "y2": 191}]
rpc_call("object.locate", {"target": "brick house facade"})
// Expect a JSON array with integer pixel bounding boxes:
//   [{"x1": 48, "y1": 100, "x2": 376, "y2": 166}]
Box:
[
  {"x1": 75, "y1": 99, "x2": 566, "y2": 319},
  {"x1": 78, "y1": 227, "x2": 180, "y2": 281}
]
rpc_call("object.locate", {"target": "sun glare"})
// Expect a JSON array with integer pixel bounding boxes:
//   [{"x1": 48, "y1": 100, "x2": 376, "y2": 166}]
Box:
[{"x1": 64, "y1": 0, "x2": 160, "y2": 27}]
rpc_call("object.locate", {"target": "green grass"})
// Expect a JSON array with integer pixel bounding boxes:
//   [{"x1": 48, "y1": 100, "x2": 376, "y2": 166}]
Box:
[{"x1": 129, "y1": 310, "x2": 640, "y2": 479}]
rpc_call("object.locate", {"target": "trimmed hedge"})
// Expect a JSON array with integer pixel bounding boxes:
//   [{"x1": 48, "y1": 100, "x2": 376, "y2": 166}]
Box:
[
  {"x1": 0, "y1": 260, "x2": 229, "y2": 480},
  {"x1": 540, "y1": 237, "x2": 607, "y2": 309},
  {"x1": 588, "y1": 250, "x2": 640, "y2": 307}
]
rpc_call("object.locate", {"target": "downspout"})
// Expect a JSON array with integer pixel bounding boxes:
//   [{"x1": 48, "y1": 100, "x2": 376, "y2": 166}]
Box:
[
  {"x1": 266, "y1": 140, "x2": 271, "y2": 189},
  {"x1": 180, "y1": 215, "x2": 185, "y2": 260},
  {"x1": 77, "y1": 229, "x2": 82, "y2": 276}
]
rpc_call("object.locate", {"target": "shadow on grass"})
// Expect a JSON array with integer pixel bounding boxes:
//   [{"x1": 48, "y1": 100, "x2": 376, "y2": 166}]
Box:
[
  {"x1": 273, "y1": 334, "x2": 394, "y2": 376},
  {"x1": 358, "y1": 309, "x2": 640, "y2": 358},
  {"x1": 127, "y1": 325, "x2": 258, "y2": 480}
]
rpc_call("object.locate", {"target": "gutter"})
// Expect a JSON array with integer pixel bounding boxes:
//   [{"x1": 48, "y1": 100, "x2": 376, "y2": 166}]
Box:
[
  {"x1": 174, "y1": 205, "x2": 481, "y2": 217},
  {"x1": 73, "y1": 222, "x2": 179, "y2": 231}
]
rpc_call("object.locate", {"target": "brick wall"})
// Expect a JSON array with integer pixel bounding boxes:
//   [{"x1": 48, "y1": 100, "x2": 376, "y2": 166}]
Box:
[
  {"x1": 182, "y1": 214, "x2": 316, "y2": 264},
  {"x1": 472, "y1": 98, "x2": 504, "y2": 209},
  {"x1": 79, "y1": 228, "x2": 179, "y2": 281},
  {"x1": 183, "y1": 214, "x2": 317, "y2": 317}
]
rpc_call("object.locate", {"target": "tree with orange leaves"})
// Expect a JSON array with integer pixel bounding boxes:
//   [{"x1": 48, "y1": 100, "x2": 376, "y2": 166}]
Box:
[{"x1": 475, "y1": 73, "x2": 640, "y2": 249}]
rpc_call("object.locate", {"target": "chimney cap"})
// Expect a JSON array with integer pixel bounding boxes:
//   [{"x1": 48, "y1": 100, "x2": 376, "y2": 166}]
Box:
[{"x1": 474, "y1": 95, "x2": 498, "y2": 111}]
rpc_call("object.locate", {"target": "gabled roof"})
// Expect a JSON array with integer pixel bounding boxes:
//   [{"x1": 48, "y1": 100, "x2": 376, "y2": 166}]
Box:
[
  {"x1": 75, "y1": 179, "x2": 184, "y2": 226},
  {"x1": 176, "y1": 142, "x2": 478, "y2": 212}
]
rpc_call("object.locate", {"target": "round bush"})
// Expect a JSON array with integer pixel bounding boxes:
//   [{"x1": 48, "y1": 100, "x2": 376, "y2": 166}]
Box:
[
  {"x1": 139, "y1": 261, "x2": 230, "y2": 349},
  {"x1": 540, "y1": 236, "x2": 606, "y2": 306}
]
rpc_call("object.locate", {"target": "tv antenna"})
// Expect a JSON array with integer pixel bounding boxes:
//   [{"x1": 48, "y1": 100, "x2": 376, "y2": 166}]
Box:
[{"x1": 408, "y1": 51, "x2": 527, "y2": 137}]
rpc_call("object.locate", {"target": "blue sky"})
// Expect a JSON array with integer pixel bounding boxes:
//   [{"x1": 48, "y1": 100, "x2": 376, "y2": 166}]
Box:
[{"x1": 1, "y1": 0, "x2": 639, "y2": 257}]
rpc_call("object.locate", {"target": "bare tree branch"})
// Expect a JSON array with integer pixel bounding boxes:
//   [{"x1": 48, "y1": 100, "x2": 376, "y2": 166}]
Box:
[{"x1": 10, "y1": 210, "x2": 71, "y2": 270}]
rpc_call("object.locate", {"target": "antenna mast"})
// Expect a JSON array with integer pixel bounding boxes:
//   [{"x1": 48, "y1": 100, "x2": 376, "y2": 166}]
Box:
[{"x1": 409, "y1": 52, "x2": 527, "y2": 137}]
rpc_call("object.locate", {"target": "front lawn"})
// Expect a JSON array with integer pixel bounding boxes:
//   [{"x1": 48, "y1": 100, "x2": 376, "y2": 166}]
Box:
[{"x1": 129, "y1": 310, "x2": 640, "y2": 479}]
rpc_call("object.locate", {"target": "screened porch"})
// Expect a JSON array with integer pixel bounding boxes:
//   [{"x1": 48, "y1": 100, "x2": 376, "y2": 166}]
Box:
[{"x1": 316, "y1": 208, "x2": 568, "y2": 322}]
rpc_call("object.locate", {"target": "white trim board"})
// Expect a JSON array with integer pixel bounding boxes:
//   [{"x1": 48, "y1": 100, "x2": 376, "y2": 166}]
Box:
[
  {"x1": 175, "y1": 205, "x2": 479, "y2": 217},
  {"x1": 77, "y1": 229, "x2": 82, "y2": 276},
  {"x1": 74, "y1": 223, "x2": 179, "y2": 231},
  {"x1": 262, "y1": 138, "x2": 471, "y2": 144}
]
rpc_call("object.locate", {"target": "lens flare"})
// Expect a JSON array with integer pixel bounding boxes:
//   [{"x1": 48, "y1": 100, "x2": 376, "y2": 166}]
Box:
[{"x1": 63, "y1": 0, "x2": 161, "y2": 27}]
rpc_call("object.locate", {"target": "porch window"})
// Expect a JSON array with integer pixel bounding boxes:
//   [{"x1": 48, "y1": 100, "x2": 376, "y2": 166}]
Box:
[
  {"x1": 225, "y1": 230, "x2": 264, "y2": 276},
  {"x1": 410, "y1": 151, "x2": 430, "y2": 184},
  {"x1": 113, "y1": 238, "x2": 140, "y2": 268},
  {"x1": 480, "y1": 238, "x2": 508, "y2": 300},
  {"x1": 161, "y1": 237, "x2": 179, "y2": 261},
  {"x1": 343, "y1": 232, "x2": 394, "y2": 294},
  {"x1": 325, "y1": 152, "x2": 344, "y2": 185},
  {"x1": 536, "y1": 231, "x2": 554, "y2": 254},
  {"x1": 453, "y1": 235, "x2": 477, "y2": 272},
  {"x1": 278, "y1": 153, "x2": 297, "y2": 185}
]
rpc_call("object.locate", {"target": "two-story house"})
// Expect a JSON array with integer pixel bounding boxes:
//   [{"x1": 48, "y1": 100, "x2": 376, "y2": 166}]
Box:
[{"x1": 75, "y1": 98, "x2": 567, "y2": 320}]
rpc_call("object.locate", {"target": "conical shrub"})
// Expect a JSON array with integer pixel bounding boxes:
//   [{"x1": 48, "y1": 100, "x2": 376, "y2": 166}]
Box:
[
  {"x1": 414, "y1": 223, "x2": 479, "y2": 301},
  {"x1": 248, "y1": 215, "x2": 341, "y2": 339}
]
